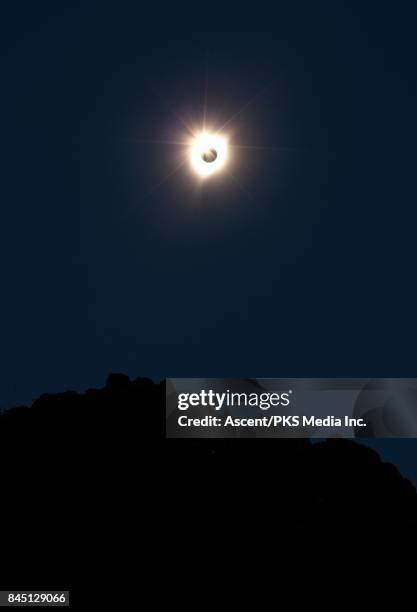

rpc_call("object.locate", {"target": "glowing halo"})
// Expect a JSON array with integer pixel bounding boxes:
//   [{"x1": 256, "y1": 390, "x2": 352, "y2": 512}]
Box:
[{"x1": 190, "y1": 132, "x2": 228, "y2": 177}]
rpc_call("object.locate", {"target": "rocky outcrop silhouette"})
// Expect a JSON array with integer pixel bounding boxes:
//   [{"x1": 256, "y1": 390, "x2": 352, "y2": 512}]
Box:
[{"x1": 0, "y1": 373, "x2": 415, "y2": 591}]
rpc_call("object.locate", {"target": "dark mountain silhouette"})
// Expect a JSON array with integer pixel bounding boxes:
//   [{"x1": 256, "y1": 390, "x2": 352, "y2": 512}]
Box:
[{"x1": 0, "y1": 373, "x2": 416, "y2": 594}]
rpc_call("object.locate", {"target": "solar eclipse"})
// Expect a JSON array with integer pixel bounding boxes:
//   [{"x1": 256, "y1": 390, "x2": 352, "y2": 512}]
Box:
[
  {"x1": 131, "y1": 78, "x2": 293, "y2": 195},
  {"x1": 190, "y1": 133, "x2": 228, "y2": 178}
]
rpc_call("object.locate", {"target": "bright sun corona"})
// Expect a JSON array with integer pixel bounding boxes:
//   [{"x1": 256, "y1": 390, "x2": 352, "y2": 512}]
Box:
[{"x1": 190, "y1": 133, "x2": 228, "y2": 177}]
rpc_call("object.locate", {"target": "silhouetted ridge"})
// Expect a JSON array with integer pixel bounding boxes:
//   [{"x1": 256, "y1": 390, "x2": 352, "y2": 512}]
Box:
[
  {"x1": 0, "y1": 373, "x2": 164, "y2": 589},
  {"x1": 0, "y1": 373, "x2": 416, "y2": 590}
]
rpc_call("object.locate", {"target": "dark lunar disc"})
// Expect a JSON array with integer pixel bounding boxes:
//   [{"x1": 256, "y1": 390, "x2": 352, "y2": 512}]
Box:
[{"x1": 201, "y1": 148, "x2": 217, "y2": 163}]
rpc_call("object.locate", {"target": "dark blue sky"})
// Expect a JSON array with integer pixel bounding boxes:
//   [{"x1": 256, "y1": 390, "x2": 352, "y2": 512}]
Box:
[{"x1": 1, "y1": 2, "x2": 416, "y2": 480}]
